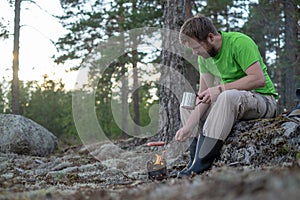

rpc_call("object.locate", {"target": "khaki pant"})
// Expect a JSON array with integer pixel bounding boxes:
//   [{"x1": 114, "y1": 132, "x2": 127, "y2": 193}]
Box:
[{"x1": 180, "y1": 89, "x2": 277, "y2": 141}]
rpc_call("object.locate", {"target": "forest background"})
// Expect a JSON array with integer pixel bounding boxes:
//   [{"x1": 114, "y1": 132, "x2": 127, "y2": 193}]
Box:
[{"x1": 0, "y1": 0, "x2": 299, "y2": 146}]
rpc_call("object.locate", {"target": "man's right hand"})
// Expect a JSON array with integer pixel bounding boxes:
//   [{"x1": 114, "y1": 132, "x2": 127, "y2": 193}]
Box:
[{"x1": 175, "y1": 127, "x2": 191, "y2": 142}]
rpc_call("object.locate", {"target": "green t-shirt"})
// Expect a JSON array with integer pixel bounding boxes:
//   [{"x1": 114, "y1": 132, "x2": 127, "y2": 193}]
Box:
[{"x1": 199, "y1": 31, "x2": 278, "y2": 98}]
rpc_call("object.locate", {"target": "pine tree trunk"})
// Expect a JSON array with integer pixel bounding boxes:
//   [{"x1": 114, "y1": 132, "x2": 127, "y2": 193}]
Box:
[
  {"x1": 121, "y1": 68, "x2": 129, "y2": 138},
  {"x1": 281, "y1": 0, "x2": 298, "y2": 111},
  {"x1": 184, "y1": 0, "x2": 199, "y2": 92},
  {"x1": 159, "y1": 0, "x2": 196, "y2": 143},
  {"x1": 132, "y1": 51, "x2": 141, "y2": 135},
  {"x1": 131, "y1": 0, "x2": 141, "y2": 136},
  {"x1": 12, "y1": 0, "x2": 21, "y2": 114},
  {"x1": 117, "y1": 6, "x2": 129, "y2": 138}
]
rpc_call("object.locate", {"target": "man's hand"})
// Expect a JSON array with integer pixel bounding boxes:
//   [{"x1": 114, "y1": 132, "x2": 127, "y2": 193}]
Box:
[
  {"x1": 198, "y1": 86, "x2": 222, "y2": 103},
  {"x1": 175, "y1": 126, "x2": 192, "y2": 142}
]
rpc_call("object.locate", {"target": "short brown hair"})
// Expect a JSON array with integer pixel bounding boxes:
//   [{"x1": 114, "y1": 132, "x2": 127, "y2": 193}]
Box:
[{"x1": 179, "y1": 14, "x2": 217, "y2": 46}]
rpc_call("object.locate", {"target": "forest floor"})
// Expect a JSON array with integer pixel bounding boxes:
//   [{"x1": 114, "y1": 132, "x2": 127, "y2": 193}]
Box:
[{"x1": 0, "y1": 115, "x2": 300, "y2": 200}]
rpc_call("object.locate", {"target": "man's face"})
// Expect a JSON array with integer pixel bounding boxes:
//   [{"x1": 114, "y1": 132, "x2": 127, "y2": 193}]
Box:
[{"x1": 188, "y1": 37, "x2": 218, "y2": 59}]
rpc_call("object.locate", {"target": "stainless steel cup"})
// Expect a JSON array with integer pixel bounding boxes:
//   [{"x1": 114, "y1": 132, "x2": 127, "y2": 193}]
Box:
[{"x1": 180, "y1": 92, "x2": 196, "y2": 110}]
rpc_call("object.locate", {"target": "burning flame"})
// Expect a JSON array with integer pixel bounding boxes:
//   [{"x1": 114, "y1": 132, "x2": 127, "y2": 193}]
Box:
[{"x1": 154, "y1": 150, "x2": 166, "y2": 165}]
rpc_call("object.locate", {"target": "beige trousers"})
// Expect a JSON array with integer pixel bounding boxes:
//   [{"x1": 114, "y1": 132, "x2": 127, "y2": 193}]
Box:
[{"x1": 180, "y1": 89, "x2": 277, "y2": 141}]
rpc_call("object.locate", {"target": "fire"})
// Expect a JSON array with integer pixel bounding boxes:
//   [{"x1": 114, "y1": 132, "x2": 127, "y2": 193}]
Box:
[
  {"x1": 154, "y1": 150, "x2": 166, "y2": 165},
  {"x1": 147, "y1": 150, "x2": 168, "y2": 180}
]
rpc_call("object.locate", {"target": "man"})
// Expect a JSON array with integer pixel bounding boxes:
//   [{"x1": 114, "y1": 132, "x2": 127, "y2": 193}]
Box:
[{"x1": 175, "y1": 14, "x2": 278, "y2": 178}]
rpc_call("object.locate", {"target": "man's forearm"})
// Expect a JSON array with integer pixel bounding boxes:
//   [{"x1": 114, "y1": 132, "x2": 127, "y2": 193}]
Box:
[
  {"x1": 184, "y1": 103, "x2": 210, "y2": 132},
  {"x1": 222, "y1": 74, "x2": 265, "y2": 91}
]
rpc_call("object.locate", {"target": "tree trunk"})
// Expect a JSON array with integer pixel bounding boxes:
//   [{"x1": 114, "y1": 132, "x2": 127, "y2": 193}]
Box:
[
  {"x1": 184, "y1": 0, "x2": 199, "y2": 92},
  {"x1": 12, "y1": 0, "x2": 21, "y2": 114},
  {"x1": 121, "y1": 66, "x2": 129, "y2": 138},
  {"x1": 280, "y1": 0, "x2": 298, "y2": 111},
  {"x1": 132, "y1": 50, "x2": 141, "y2": 136},
  {"x1": 131, "y1": 0, "x2": 141, "y2": 136},
  {"x1": 159, "y1": 0, "x2": 196, "y2": 143},
  {"x1": 118, "y1": 2, "x2": 130, "y2": 138},
  {"x1": 185, "y1": 0, "x2": 192, "y2": 18}
]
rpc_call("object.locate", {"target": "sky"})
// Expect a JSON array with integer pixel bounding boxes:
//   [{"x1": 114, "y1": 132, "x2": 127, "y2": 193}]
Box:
[{"x1": 0, "y1": 0, "x2": 78, "y2": 90}]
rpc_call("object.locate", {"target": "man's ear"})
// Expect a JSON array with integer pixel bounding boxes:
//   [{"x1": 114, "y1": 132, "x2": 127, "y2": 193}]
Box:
[{"x1": 207, "y1": 33, "x2": 215, "y2": 43}]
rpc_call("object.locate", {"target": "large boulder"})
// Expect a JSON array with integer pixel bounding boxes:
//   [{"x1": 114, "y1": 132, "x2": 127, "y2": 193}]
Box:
[
  {"x1": 219, "y1": 116, "x2": 300, "y2": 167},
  {"x1": 0, "y1": 114, "x2": 58, "y2": 156}
]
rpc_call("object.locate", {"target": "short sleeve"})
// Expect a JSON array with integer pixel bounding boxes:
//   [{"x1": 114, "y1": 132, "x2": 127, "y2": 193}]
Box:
[{"x1": 233, "y1": 36, "x2": 261, "y2": 71}]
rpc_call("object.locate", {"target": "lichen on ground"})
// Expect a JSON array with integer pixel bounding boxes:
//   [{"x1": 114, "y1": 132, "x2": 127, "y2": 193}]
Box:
[{"x1": 0, "y1": 115, "x2": 299, "y2": 200}]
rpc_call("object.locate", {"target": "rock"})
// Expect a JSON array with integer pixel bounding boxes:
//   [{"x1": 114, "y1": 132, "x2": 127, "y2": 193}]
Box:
[
  {"x1": 90, "y1": 143, "x2": 124, "y2": 160},
  {"x1": 0, "y1": 114, "x2": 58, "y2": 156},
  {"x1": 0, "y1": 172, "x2": 14, "y2": 179},
  {"x1": 282, "y1": 122, "x2": 299, "y2": 137},
  {"x1": 0, "y1": 114, "x2": 300, "y2": 200},
  {"x1": 218, "y1": 116, "x2": 300, "y2": 167}
]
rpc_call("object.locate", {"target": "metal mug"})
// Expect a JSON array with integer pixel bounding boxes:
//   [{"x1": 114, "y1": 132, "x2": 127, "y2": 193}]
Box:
[{"x1": 180, "y1": 92, "x2": 197, "y2": 110}]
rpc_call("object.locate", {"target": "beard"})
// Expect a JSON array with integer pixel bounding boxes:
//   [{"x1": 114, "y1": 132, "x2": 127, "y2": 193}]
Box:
[
  {"x1": 206, "y1": 44, "x2": 218, "y2": 57},
  {"x1": 199, "y1": 43, "x2": 219, "y2": 59}
]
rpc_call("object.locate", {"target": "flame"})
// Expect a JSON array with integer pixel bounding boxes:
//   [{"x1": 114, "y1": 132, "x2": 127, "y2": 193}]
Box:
[{"x1": 154, "y1": 150, "x2": 166, "y2": 165}]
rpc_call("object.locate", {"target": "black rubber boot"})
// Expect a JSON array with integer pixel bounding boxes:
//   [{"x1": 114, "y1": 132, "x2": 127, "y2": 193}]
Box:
[
  {"x1": 179, "y1": 137, "x2": 198, "y2": 173},
  {"x1": 177, "y1": 134, "x2": 223, "y2": 179},
  {"x1": 169, "y1": 137, "x2": 198, "y2": 178}
]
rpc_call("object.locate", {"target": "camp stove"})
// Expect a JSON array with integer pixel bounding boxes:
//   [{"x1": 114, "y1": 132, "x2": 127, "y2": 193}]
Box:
[{"x1": 146, "y1": 141, "x2": 168, "y2": 181}]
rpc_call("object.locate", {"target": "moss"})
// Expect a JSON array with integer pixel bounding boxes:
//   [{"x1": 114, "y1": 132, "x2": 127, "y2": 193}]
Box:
[
  {"x1": 56, "y1": 172, "x2": 64, "y2": 180},
  {"x1": 278, "y1": 145, "x2": 289, "y2": 155},
  {"x1": 67, "y1": 173, "x2": 79, "y2": 183}
]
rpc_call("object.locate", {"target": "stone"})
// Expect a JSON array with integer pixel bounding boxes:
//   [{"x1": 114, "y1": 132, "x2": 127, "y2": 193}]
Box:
[
  {"x1": 0, "y1": 114, "x2": 58, "y2": 156},
  {"x1": 0, "y1": 114, "x2": 300, "y2": 200},
  {"x1": 218, "y1": 116, "x2": 300, "y2": 167},
  {"x1": 282, "y1": 122, "x2": 299, "y2": 137}
]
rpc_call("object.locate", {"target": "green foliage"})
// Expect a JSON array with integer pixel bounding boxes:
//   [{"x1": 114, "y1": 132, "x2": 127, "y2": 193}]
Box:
[
  {"x1": 55, "y1": 0, "x2": 163, "y2": 139},
  {"x1": 134, "y1": 81, "x2": 159, "y2": 127},
  {"x1": 194, "y1": 0, "x2": 247, "y2": 31},
  {"x1": 0, "y1": 17, "x2": 9, "y2": 39},
  {"x1": 242, "y1": 1, "x2": 283, "y2": 59},
  {"x1": 49, "y1": 0, "x2": 299, "y2": 140},
  {"x1": 92, "y1": 60, "x2": 160, "y2": 140},
  {"x1": 95, "y1": 65, "x2": 119, "y2": 139},
  {"x1": 242, "y1": 0, "x2": 299, "y2": 110},
  {"x1": 55, "y1": 0, "x2": 162, "y2": 65},
  {"x1": 19, "y1": 75, "x2": 78, "y2": 142}
]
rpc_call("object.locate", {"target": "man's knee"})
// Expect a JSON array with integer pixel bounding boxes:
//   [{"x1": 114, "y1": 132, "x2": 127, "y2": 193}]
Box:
[{"x1": 217, "y1": 89, "x2": 244, "y2": 105}]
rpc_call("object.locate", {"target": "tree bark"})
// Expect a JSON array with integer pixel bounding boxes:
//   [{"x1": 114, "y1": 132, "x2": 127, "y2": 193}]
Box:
[
  {"x1": 132, "y1": 50, "x2": 141, "y2": 135},
  {"x1": 121, "y1": 61, "x2": 129, "y2": 138},
  {"x1": 12, "y1": 0, "x2": 21, "y2": 115},
  {"x1": 117, "y1": 3, "x2": 129, "y2": 138},
  {"x1": 159, "y1": 0, "x2": 197, "y2": 143},
  {"x1": 280, "y1": 0, "x2": 298, "y2": 111},
  {"x1": 131, "y1": 0, "x2": 141, "y2": 136}
]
